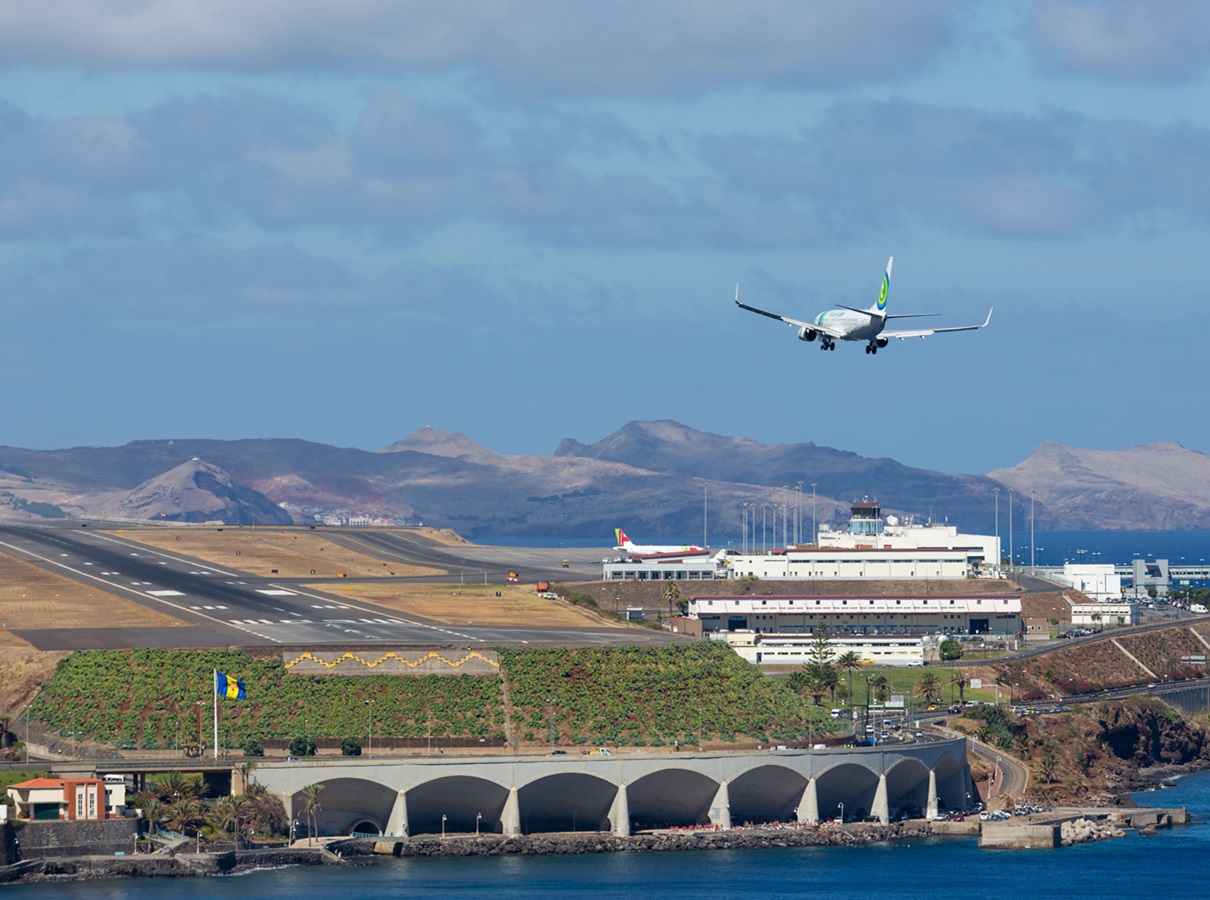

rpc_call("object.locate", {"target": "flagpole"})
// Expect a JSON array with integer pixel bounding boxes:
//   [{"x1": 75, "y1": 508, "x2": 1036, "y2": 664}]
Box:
[{"x1": 213, "y1": 669, "x2": 219, "y2": 760}]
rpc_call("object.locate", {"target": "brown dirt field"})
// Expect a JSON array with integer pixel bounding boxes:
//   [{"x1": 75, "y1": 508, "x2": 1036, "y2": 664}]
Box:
[
  {"x1": 0, "y1": 647, "x2": 67, "y2": 715},
  {"x1": 0, "y1": 551, "x2": 190, "y2": 644},
  {"x1": 312, "y1": 581, "x2": 618, "y2": 628},
  {"x1": 113, "y1": 528, "x2": 444, "y2": 579}
]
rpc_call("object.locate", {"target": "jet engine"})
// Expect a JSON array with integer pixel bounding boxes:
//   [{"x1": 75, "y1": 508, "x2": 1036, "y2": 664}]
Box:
[
  {"x1": 797, "y1": 327, "x2": 817, "y2": 343},
  {"x1": 876, "y1": 337, "x2": 888, "y2": 349}
]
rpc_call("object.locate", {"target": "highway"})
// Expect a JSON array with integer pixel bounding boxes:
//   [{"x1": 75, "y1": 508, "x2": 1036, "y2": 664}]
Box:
[{"x1": 0, "y1": 523, "x2": 687, "y2": 651}]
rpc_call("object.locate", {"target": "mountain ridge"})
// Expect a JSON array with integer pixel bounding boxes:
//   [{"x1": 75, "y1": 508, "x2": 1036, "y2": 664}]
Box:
[{"x1": 1, "y1": 423, "x2": 1207, "y2": 536}]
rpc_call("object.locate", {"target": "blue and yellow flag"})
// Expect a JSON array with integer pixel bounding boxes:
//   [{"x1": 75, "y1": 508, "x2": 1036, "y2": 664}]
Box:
[{"x1": 215, "y1": 670, "x2": 246, "y2": 700}]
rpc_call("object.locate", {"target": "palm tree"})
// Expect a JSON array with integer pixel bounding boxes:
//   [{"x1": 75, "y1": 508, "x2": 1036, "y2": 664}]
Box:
[
  {"x1": 916, "y1": 672, "x2": 943, "y2": 707},
  {"x1": 834, "y1": 651, "x2": 862, "y2": 706},
  {"x1": 950, "y1": 671, "x2": 969, "y2": 705},
  {"x1": 209, "y1": 794, "x2": 253, "y2": 848},
  {"x1": 661, "y1": 581, "x2": 682, "y2": 614},
  {"x1": 869, "y1": 674, "x2": 890, "y2": 705},
  {"x1": 236, "y1": 761, "x2": 259, "y2": 795},
  {"x1": 300, "y1": 783, "x2": 325, "y2": 842},
  {"x1": 164, "y1": 797, "x2": 205, "y2": 835},
  {"x1": 1037, "y1": 751, "x2": 1061, "y2": 783}
]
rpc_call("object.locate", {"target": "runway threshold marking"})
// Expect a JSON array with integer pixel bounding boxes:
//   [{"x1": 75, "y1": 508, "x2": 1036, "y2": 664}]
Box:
[{"x1": 0, "y1": 536, "x2": 280, "y2": 643}]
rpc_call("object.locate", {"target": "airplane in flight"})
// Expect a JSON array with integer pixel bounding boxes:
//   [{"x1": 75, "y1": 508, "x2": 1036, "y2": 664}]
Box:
[
  {"x1": 735, "y1": 257, "x2": 992, "y2": 355},
  {"x1": 614, "y1": 528, "x2": 704, "y2": 554}
]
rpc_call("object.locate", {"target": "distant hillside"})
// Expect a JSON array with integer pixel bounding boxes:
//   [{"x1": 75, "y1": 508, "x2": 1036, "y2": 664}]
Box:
[
  {"x1": 987, "y1": 441, "x2": 1210, "y2": 529},
  {"x1": 1, "y1": 424, "x2": 1207, "y2": 535}
]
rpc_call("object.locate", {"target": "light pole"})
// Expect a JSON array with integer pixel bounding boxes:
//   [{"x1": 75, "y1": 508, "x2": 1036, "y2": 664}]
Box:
[
  {"x1": 1008, "y1": 488, "x2": 1014, "y2": 572},
  {"x1": 476, "y1": 812, "x2": 482, "y2": 836},
  {"x1": 547, "y1": 697, "x2": 555, "y2": 754},
  {"x1": 838, "y1": 801, "x2": 844, "y2": 824},
  {"x1": 702, "y1": 481, "x2": 708, "y2": 549},
  {"x1": 441, "y1": 814, "x2": 447, "y2": 838},
  {"x1": 810, "y1": 483, "x2": 818, "y2": 545},
  {"x1": 365, "y1": 699, "x2": 374, "y2": 759},
  {"x1": 993, "y1": 487, "x2": 1000, "y2": 563},
  {"x1": 796, "y1": 481, "x2": 804, "y2": 545},
  {"x1": 1030, "y1": 489, "x2": 1036, "y2": 574}
]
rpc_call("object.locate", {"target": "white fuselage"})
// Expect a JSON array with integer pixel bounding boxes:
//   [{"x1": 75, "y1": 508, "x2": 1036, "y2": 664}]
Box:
[{"x1": 814, "y1": 308, "x2": 884, "y2": 341}]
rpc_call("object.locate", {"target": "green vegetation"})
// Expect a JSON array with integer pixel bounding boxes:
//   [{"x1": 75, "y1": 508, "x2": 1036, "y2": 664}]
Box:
[
  {"x1": 939, "y1": 639, "x2": 963, "y2": 661},
  {"x1": 28, "y1": 649, "x2": 506, "y2": 751},
  {"x1": 25, "y1": 644, "x2": 837, "y2": 752},
  {"x1": 501, "y1": 642, "x2": 831, "y2": 746}
]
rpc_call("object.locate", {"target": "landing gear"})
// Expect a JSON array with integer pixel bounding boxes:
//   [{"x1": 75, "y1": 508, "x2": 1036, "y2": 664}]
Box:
[
  {"x1": 820, "y1": 338, "x2": 836, "y2": 351},
  {"x1": 865, "y1": 342, "x2": 878, "y2": 355}
]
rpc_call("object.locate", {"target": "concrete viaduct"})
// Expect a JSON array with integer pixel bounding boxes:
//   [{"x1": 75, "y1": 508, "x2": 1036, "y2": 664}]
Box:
[{"x1": 253, "y1": 739, "x2": 972, "y2": 838}]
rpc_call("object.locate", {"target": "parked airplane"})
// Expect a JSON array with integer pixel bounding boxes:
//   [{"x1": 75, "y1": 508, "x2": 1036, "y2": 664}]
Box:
[
  {"x1": 614, "y1": 528, "x2": 704, "y2": 554},
  {"x1": 735, "y1": 257, "x2": 992, "y2": 355}
]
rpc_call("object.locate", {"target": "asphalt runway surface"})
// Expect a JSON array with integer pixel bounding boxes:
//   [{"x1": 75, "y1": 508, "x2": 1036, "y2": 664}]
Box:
[{"x1": 0, "y1": 522, "x2": 686, "y2": 652}]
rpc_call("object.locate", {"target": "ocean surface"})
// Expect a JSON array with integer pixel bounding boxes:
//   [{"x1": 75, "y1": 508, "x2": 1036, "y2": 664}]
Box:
[{"x1": 10, "y1": 772, "x2": 1209, "y2": 899}]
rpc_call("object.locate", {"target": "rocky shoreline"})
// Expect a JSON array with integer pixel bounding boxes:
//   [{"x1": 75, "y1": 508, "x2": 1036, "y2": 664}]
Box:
[
  {"x1": 2, "y1": 824, "x2": 935, "y2": 884},
  {"x1": 348, "y1": 822, "x2": 936, "y2": 858}
]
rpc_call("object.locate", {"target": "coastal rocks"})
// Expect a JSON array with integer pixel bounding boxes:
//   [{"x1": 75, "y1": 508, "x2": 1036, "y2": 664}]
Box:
[
  {"x1": 1059, "y1": 818, "x2": 1126, "y2": 846},
  {"x1": 359, "y1": 823, "x2": 934, "y2": 860}
]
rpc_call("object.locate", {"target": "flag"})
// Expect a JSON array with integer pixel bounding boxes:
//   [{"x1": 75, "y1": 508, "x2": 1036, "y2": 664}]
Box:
[{"x1": 215, "y1": 670, "x2": 246, "y2": 700}]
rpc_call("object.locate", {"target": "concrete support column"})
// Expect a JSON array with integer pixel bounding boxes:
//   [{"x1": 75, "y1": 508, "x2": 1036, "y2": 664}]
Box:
[
  {"x1": 501, "y1": 787, "x2": 521, "y2": 836},
  {"x1": 799, "y1": 778, "x2": 819, "y2": 824},
  {"x1": 609, "y1": 784, "x2": 631, "y2": 837},
  {"x1": 385, "y1": 791, "x2": 409, "y2": 838},
  {"x1": 872, "y1": 773, "x2": 889, "y2": 825},
  {"x1": 708, "y1": 781, "x2": 731, "y2": 830},
  {"x1": 926, "y1": 769, "x2": 939, "y2": 821}
]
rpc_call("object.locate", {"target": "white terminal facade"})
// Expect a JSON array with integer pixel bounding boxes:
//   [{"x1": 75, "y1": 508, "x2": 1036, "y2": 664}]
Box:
[{"x1": 687, "y1": 499, "x2": 1016, "y2": 667}]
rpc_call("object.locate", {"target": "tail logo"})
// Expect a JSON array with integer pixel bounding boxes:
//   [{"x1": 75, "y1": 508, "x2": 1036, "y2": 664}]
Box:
[{"x1": 877, "y1": 271, "x2": 889, "y2": 311}]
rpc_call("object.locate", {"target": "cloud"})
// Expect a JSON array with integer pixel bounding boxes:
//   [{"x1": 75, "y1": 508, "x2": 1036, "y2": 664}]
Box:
[
  {"x1": 699, "y1": 100, "x2": 1210, "y2": 240},
  {"x1": 0, "y1": 1, "x2": 960, "y2": 96},
  {"x1": 1027, "y1": 0, "x2": 1210, "y2": 82}
]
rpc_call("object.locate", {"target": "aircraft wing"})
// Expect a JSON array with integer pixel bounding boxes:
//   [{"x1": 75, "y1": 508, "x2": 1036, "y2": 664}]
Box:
[
  {"x1": 881, "y1": 308, "x2": 993, "y2": 340},
  {"x1": 735, "y1": 292, "x2": 848, "y2": 339}
]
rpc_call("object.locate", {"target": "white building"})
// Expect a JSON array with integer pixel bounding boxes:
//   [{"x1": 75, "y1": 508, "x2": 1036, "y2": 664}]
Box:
[
  {"x1": 1070, "y1": 601, "x2": 1139, "y2": 627},
  {"x1": 1049, "y1": 564, "x2": 1122, "y2": 601},
  {"x1": 724, "y1": 546, "x2": 974, "y2": 581},
  {"x1": 716, "y1": 630, "x2": 926, "y2": 667},
  {"x1": 817, "y1": 499, "x2": 1001, "y2": 570}
]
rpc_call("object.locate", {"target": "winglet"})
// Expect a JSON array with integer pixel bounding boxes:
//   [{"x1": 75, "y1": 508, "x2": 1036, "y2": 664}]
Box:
[
  {"x1": 877, "y1": 256, "x2": 893, "y2": 312},
  {"x1": 734, "y1": 283, "x2": 740, "y2": 306},
  {"x1": 981, "y1": 307, "x2": 994, "y2": 328}
]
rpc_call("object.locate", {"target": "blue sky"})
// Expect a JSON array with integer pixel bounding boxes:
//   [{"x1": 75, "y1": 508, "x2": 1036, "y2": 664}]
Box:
[{"x1": 2, "y1": 1, "x2": 1209, "y2": 475}]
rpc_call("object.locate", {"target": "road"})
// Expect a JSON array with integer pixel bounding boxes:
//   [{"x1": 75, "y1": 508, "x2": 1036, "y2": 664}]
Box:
[
  {"x1": 966, "y1": 738, "x2": 1029, "y2": 802},
  {"x1": 0, "y1": 523, "x2": 688, "y2": 651}
]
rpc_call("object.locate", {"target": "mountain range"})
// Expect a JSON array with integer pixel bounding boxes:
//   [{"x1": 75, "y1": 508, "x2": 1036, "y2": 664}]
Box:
[{"x1": 0, "y1": 421, "x2": 1207, "y2": 538}]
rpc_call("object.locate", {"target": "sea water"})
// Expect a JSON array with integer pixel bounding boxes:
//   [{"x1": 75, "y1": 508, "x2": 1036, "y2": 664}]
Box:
[{"x1": 13, "y1": 770, "x2": 1209, "y2": 899}]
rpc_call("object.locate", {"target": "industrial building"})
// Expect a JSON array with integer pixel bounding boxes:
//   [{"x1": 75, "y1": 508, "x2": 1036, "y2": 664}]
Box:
[
  {"x1": 688, "y1": 593, "x2": 1022, "y2": 638},
  {"x1": 723, "y1": 546, "x2": 975, "y2": 580}
]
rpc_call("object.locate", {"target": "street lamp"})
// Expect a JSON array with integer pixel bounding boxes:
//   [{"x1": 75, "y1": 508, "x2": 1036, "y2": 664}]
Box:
[
  {"x1": 365, "y1": 699, "x2": 374, "y2": 759},
  {"x1": 1008, "y1": 488, "x2": 1014, "y2": 572},
  {"x1": 838, "y1": 801, "x2": 844, "y2": 824},
  {"x1": 547, "y1": 697, "x2": 555, "y2": 754},
  {"x1": 810, "y1": 483, "x2": 818, "y2": 545},
  {"x1": 476, "y1": 812, "x2": 482, "y2": 836},
  {"x1": 441, "y1": 814, "x2": 447, "y2": 838},
  {"x1": 1030, "y1": 489, "x2": 1036, "y2": 574},
  {"x1": 796, "y1": 481, "x2": 804, "y2": 545},
  {"x1": 993, "y1": 487, "x2": 1000, "y2": 560}
]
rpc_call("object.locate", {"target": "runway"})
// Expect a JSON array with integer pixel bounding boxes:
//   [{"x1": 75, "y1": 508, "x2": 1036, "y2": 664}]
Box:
[{"x1": 0, "y1": 523, "x2": 686, "y2": 652}]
